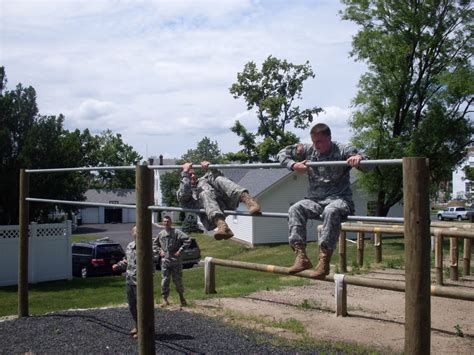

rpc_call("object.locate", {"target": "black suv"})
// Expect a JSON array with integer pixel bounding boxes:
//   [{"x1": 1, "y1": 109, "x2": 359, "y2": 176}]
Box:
[
  {"x1": 72, "y1": 238, "x2": 125, "y2": 278},
  {"x1": 155, "y1": 238, "x2": 201, "y2": 270}
]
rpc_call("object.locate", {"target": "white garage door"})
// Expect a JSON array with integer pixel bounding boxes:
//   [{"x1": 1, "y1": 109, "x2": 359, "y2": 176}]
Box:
[{"x1": 81, "y1": 207, "x2": 100, "y2": 224}]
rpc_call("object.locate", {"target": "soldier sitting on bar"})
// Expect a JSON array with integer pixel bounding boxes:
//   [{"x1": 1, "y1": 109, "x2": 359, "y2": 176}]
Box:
[
  {"x1": 278, "y1": 123, "x2": 369, "y2": 279},
  {"x1": 177, "y1": 160, "x2": 260, "y2": 240}
]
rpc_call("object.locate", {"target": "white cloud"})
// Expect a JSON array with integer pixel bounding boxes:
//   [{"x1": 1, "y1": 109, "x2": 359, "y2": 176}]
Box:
[{"x1": 1, "y1": 0, "x2": 365, "y2": 158}]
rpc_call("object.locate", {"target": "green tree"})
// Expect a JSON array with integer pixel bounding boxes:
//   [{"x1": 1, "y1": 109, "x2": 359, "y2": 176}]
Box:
[
  {"x1": 0, "y1": 67, "x2": 98, "y2": 223},
  {"x1": 89, "y1": 129, "x2": 142, "y2": 189},
  {"x1": 160, "y1": 137, "x2": 225, "y2": 207},
  {"x1": 341, "y1": 0, "x2": 474, "y2": 216},
  {"x1": 229, "y1": 55, "x2": 323, "y2": 162},
  {"x1": 464, "y1": 165, "x2": 474, "y2": 182},
  {"x1": 19, "y1": 115, "x2": 93, "y2": 221}
]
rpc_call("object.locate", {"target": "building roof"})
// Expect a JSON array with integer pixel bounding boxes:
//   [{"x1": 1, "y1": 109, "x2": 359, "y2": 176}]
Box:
[
  {"x1": 230, "y1": 168, "x2": 359, "y2": 197},
  {"x1": 84, "y1": 189, "x2": 136, "y2": 205},
  {"x1": 233, "y1": 169, "x2": 292, "y2": 197}
]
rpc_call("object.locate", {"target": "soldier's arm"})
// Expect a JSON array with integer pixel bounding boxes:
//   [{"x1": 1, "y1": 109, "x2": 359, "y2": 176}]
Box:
[
  {"x1": 177, "y1": 229, "x2": 192, "y2": 252},
  {"x1": 278, "y1": 144, "x2": 309, "y2": 172},
  {"x1": 176, "y1": 171, "x2": 193, "y2": 203},
  {"x1": 152, "y1": 236, "x2": 162, "y2": 263}
]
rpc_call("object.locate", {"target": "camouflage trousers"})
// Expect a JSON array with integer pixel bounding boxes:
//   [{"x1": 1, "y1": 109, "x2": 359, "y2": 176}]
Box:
[
  {"x1": 126, "y1": 283, "x2": 137, "y2": 325},
  {"x1": 198, "y1": 176, "x2": 246, "y2": 230},
  {"x1": 160, "y1": 259, "x2": 184, "y2": 298},
  {"x1": 288, "y1": 198, "x2": 354, "y2": 251}
]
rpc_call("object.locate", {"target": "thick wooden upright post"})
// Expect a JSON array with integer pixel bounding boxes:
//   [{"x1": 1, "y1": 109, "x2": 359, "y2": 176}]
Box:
[
  {"x1": 450, "y1": 237, "x2": 459, "y2": 281},
  {"x1": 463, "y1": 238, "x2": 471, "y2": 276},
  {"x1": 136, "y1": 165, "x2": 155, "y2": 355},
  {"x1": 338, "y1": 231, "x2": 347, "y2": 273},
  {"x1": 18, "y1": 169, "x2": 29, "y2": 317},
  {"x1": 403, "y1": 157, "x2": 431, "y2": 355},
  {"x1": 357, "y1": 232, "x2": 364, "y2": 267}
]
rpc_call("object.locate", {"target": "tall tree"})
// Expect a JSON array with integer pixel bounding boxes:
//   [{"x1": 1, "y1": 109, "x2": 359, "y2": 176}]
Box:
[
  {"x1": 229, "y1": 55, "x2": 323, "y2": 162},
  {"x1": 341, "y1": 0, "x2": 473, "y2": 215},
  {"x1": 160, "y1": 137, "x2": 225, "y2": 207},
  {"x1": 89, "y1": 129, "x2": 142, "y2": 189}
]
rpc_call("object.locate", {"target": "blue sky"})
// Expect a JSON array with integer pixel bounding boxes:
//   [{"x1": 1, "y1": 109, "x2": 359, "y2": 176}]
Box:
[{"x1": 1, "y1": 0, "x2": 366, "y2": 160}]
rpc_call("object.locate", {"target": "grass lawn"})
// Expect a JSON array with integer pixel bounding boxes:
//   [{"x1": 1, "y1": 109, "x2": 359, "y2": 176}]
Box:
[{"x1": 0, "y1": 233, "x2": 470, "y2": 318}]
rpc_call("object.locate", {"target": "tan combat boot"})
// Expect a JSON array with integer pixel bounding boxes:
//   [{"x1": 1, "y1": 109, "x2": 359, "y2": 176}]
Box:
[
  {"x1": 308, "y1": 247, "x2": 333, "y2": 280},
  {"x1": 240, "y1": 191, "x2": 261, "y2": 215},
  {"x1": 288, "y1": 244, "x2": 313, "y2": 273},
  {"x1": 179, "y1": 293, "x2": 187, "y2": 307},
  {"x1": 214, "y1": 217, "x2": 234, "y2": 240}
]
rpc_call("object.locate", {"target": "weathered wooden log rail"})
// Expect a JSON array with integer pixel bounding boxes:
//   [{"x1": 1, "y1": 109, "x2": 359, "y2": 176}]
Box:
[
  {"x1": 203, "y1": 257, "x2": 474, "y2": 318},
  {"x1": 329, "y1": 223, "x2": 473, "y2": 284}
]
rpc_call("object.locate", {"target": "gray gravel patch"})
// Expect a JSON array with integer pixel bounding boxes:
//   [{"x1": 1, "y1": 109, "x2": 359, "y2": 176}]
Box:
[{"x1": 0, "y1": 307, "x2": 317, "y2": 354}]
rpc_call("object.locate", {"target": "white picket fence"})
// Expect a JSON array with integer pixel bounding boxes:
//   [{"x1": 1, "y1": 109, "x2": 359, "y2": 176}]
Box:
[{"x1": 0, "y1": 221, "x2": 72, "y2": 286}]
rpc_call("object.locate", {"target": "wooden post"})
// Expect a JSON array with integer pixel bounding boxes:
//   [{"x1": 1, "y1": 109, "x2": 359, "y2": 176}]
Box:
[
  {"x1": 357, "y1": 232, "x2": 364, "y2": 267},
  {"x1": 338, "y1": 231, "x2": 347, "y2": 273},
  {"x1": 135, "y1": 165, "x2": 155, "y2": 355},
  {"x1": 403, "y1": 157, "x2": 431, "y2": 355},
  {"x1": 434, "y1": 231, "x2": 443, "y2": 285},
  {"x1": 450, "y1": 237, "x2": 458, "y2": 281},
  {"x1": 334, "y1": 274, "x2": 347, "y2": 317},
  {"x1": 463, "y1": 238, "x2": 471, "y2": 276},
  {"x1": 18, "y1": 169, "x2": 29, "y2": 318},
  {"x1": 204, "y1": 257, "x2": 216, "y2": 294},
  {"x1": 374, "y1": 229, "x2": 382, "y2": 263}
]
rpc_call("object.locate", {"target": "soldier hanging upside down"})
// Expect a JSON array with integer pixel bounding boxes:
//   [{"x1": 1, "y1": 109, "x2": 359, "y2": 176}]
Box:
[
  {"x1": 278, "y1": 123, "x2": 370, "y2": 279},
  {"x1": 177, "y1": 160, "x2": 260, "y2": 240}
]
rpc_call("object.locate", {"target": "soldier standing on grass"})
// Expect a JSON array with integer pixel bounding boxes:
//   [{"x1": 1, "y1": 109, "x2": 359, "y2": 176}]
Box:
[
  {"x1": 112, "y1": 225, "x2": 140, "y2": 339},
  {"x1": 278, "y1": 123, "x2": 369, "y2": 279},
  {"x1": 153, "y1": 215, "x2": 191, "y2": 307},
  {"x1": 177, "y1": 160, "x2": 261, "y2": 240}
]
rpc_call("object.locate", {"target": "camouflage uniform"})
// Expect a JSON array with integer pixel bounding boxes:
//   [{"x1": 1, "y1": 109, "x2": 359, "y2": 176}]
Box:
[
  {"x1": 177, "y1": 169, "x2": 246, "y2": 230},
  {"x1": 153, "y1": 228, "x2": 191, "y2": 299},
  {"x1": 115, "y1": 241, "x2": 138, "y2": 324},
  {"x1": 278, "y1": 142, "x2": 366, "y2": 251}
]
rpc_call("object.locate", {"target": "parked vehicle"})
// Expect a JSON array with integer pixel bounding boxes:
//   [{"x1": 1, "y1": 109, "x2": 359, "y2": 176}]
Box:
[
  {"x1": 155, "y1": 238, "x2": 201, "y2": 270},
  {"x1": 72, "y1": 238, "x2": 125, "y2": 278},
  {"x1": 437, "y1": 207, "x2": 472, "y2": 221}
]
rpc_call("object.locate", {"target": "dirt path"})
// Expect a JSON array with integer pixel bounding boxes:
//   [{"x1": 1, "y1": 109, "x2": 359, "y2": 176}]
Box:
[{"x1": 188, "y1": 269, "x2": 474, "y2": 354}]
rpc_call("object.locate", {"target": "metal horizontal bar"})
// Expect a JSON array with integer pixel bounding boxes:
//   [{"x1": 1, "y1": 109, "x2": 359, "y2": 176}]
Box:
[
  {"x1": 149, "y1": 206, "x2": 288, "y2": 218},
  {"x1": 24, "y1": 198, "x2": 404, "y2": 224},
  {"x1": 149, "y1": 159, "x2": 403, "y2": 170},
  {"x1": 25, "y1": 166, "x2": 135, "y2": 173},
  {"x1": 208, "y1": 258, "x2": 474, "y2": 301},
  {"x1": 26, "y1": 197, "x2": 136, "y2": 209},
  {"x1": 149, "y1": 205, "x2": 404, "y2": 223}
]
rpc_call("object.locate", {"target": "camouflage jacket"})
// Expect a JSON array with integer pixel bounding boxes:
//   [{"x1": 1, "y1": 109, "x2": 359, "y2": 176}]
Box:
[
  {"x1": 277, "y1": 142, "x2": 367, "y2": 201},
  {"x1": 176, "y1": 169, "x2": 224, "y2": 208},
  {"x1": 115, "y1": 241, "x2": 137, "y2": 285},
  {"x1": 153, "y1": 228, "x2": 191, "y2": 265}
]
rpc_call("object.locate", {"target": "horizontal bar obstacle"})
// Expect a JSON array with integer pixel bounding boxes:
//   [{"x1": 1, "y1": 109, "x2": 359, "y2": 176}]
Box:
[
  {"x1": 24, "y1": 158, "x2": 403, "y2": 174},
  {"x1": 203, "y1": 257, "x2": 474, "y2": 312},
  {"x1": 20, "y1": 157, "x2": 430, "y2": 354}
]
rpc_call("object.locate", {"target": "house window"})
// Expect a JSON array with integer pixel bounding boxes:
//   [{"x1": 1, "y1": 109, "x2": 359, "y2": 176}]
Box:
[{"x1": 233, "y1": 215, "x2": 238, "y2": 224}]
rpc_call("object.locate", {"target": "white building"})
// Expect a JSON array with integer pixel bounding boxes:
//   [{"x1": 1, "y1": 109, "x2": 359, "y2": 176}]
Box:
[
  {"x1": 452, "y1": 145, "x2": 474, "y2": 201},
  {"x1": 79, "y1": 189, "x2": 136, "y2": 224}
]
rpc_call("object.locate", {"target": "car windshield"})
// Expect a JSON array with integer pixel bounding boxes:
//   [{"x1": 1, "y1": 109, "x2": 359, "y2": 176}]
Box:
[{"x1": 96, "y1": 245, "x2": 124, "y2": 258}]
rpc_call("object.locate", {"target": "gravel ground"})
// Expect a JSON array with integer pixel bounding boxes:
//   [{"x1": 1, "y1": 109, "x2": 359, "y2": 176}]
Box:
[{"x1": 0, "y1": 307, "x2": 309, "y2": 354}]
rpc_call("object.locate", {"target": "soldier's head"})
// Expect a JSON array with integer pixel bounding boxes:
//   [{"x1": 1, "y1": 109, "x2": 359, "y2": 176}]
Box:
[
  {"x1": 189, "y1": 168, "x2": 198, "y2": 186},
  {"x1": 310, "y1": 123, "x2": 332, "y2": 155},
  {"x1": 162, "y1": 215, "x2": 172, "y2": 229}
]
